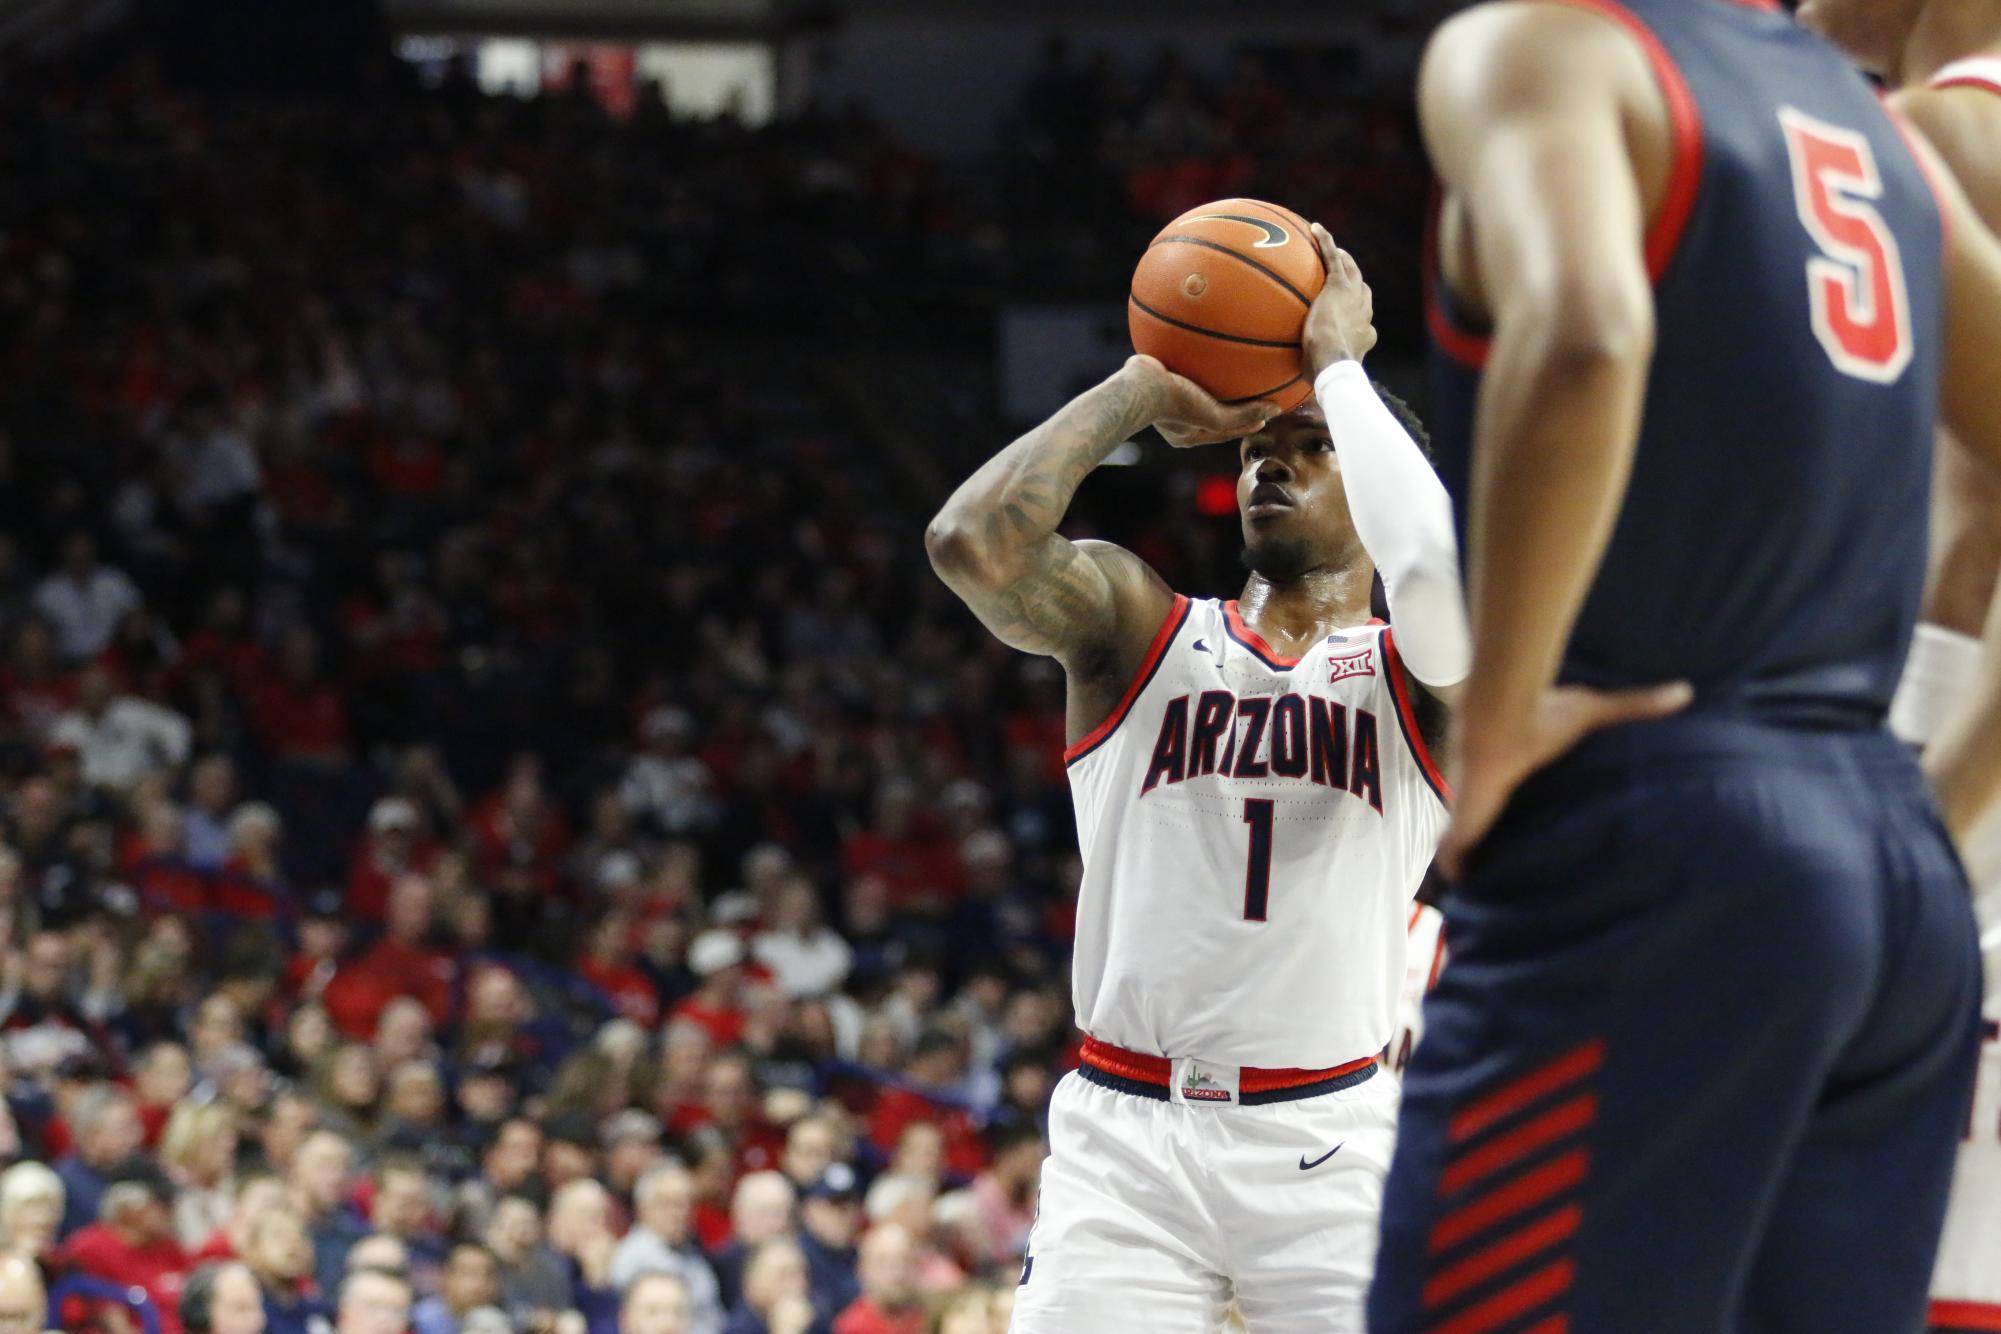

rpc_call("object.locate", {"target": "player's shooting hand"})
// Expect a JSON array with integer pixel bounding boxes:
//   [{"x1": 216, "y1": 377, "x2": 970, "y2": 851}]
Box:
[
  {"x1": 1302, "y1": 223, "x2": 1378, "y2": 376},
  {"x1": 1439, "y1": 681, "x2": 1694, "y2": 880},
  {"x1": 1123, "y1": 355, "x2": 1276, "y2": 448}
]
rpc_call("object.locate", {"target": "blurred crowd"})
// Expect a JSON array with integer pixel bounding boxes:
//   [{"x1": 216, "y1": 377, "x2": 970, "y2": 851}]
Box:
[{"x1": 0, "y1": 17, "x2": 1429, "y2": 1334}]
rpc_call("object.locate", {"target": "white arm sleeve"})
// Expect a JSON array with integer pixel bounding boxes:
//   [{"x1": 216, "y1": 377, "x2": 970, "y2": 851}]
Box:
[{"x1": 1315, "y1": 361, "x2": 1471, "y2": 689}]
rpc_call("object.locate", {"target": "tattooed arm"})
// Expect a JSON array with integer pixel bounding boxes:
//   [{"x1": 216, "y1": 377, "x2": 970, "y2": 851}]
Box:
[{"x1": 927, "y1": 355, "x2": 1274, "y2": 739}]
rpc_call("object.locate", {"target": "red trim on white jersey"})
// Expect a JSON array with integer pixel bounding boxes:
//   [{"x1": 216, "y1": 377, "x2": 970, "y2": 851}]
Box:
[
  {"x1": 1063, "y1": 595, "x2": 1191, "y2": 766},
  {"x1": 1381, "y1": 627, "x2": 1453, "y2": 803}
]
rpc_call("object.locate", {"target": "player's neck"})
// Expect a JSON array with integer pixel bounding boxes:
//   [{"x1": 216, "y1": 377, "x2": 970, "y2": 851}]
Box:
[
  {"x1": 1902, "y1": 4, "x2": 2001, "y2": 86},
  {"x1": 1236, "y1": 565, "x2": 1375, "y2": 652}
]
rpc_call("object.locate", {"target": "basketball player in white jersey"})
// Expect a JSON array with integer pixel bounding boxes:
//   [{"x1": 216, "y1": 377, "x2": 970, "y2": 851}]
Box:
[
  {"x1": 1789, "y1": 3, "x2": 2001, "y2": 1327},
  {"x1": 928, "y1": 225, "x2": 1470, "y2": 1331}
]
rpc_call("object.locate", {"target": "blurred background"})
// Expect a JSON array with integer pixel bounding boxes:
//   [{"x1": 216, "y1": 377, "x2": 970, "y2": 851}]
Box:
[{"x1": 0, "y1": 1, "x2": 1445, "y2": 1329}]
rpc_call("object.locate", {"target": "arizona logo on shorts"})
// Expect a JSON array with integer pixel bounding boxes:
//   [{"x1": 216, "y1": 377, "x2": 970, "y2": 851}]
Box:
[{"x1": 1182, "y1": 1064, "x2": 1233, "y2": 1102}]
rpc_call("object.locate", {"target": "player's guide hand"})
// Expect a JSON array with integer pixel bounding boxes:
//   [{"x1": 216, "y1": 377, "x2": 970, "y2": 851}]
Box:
[
  {"x1": 1302, "y1": 222, "x2": 1379, "y2": 375},
  {"x1": 1124, "y1": 354, "x2": 1276, "y2": 448},
  {"x1": 1440, "y1": 680, "x2": 1696, "y2": 880}
]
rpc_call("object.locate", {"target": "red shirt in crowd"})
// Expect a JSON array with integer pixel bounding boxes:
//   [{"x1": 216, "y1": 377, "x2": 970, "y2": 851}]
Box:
[
  {"x1": 669, "y1": 996, "x2": 745, "y2": 1048},
  {"x1": 249, "y1": 673, "x2": 351, "y2": 760},
  {"x1": 867, "y1": 1089, "x2": 987, "y2": 1178},
  {"x1": 833, "y1": 1299, "x2": 925, "y2": 1334},
  {"x1": 575, "y1": 956, "x2": 659, "y2": 1026},
  {"x1": 61, "y1": 1223, "x2": 190, "y2": 1334},
  {"x1": 327, "y1": 937, "x2": 455, "y2": 1032},
  {"x1": 208, "y1": 860, "x2": 290, "y2": 922}
]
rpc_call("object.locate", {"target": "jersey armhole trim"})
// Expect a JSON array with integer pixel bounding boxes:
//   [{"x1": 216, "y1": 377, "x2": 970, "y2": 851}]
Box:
[
  {"x1": 1424, "y1": 0, "x2": 1703, "y2": 369},
  {"x1": 1926, "y1": 1300, "x2": 2001, "y2": 1331},
  {"x1": 1380, "y1": 626, "x2": 1454, "y2": 804},
  {"x1": 1884, "y1": 104, "x2": 1955, "y2": 259},
  {"x1": 1062, "y1": 594, "x2": 1192, "y2": 767},
  {"x1": 1551, "y1": 0, "x2": 1704, "y2": 280}
]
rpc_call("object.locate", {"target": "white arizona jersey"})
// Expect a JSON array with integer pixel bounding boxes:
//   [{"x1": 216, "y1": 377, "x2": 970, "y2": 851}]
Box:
[
  {"x1": 1891, "y1": 614, "x2": 2001, "y2": 1328},
  {"x1": 1064, "y1": 595, "x2": 1449, "y2": 1069},
  {"x1": 1387, "y1": 902, "x2": 1447, "y2": 1078}
]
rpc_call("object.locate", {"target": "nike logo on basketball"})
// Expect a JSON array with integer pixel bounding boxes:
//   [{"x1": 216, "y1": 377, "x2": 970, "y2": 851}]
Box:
[
  {"x1": 1299, "y1": 1145, "x2": 1344, "y2": 1170},
  {"x1": 1208, "y1": 214, "x2": 1290, "y2": 248}
]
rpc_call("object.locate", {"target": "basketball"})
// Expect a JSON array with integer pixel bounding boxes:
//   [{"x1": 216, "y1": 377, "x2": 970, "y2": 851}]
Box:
[{"x1": 1128, "y1": 197, "x2": 1326, "y2": 414}]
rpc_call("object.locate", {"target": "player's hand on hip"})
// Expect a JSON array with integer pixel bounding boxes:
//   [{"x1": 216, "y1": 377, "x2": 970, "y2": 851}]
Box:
[
  {"x1": 1440, "y1": 681, "x2": 1695, "y2": 880},
  {"x1": 1122, "y1": 354, "x2": 1276, "y2": 447},
  {"x1": 1302, "y1": 222, "x2": 1379, "y2": 376}
]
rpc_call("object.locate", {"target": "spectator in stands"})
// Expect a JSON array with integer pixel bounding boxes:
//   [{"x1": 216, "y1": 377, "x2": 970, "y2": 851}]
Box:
[
  {"x1": 181, "y1": 755, "x2": 239, "y2": 874},
  {"x1": 723, "y1": 1239, "x2": 817, "y2": 1334},
  {"x1": 547, "y1": 1178, "x2": 621, "y2": 1332},
  {"x1": 50, "y1": 663, "x2": 193, "y2": 791},
  {"x1": 857, "y1": 1178, "x2": 957, "y2": 1296},
  {"x1": 793, "y1": 1166, "x2": 861, "y2": 1324},
  {"x1": 210, "y1": 803, "x2": 290, "y2": 925},
  {"x1": 751, "y1": 879, "x2": 852, "y2": 1000},
  {"x1": 0, "y1": 1162, "x2": 62, "y2": 1261},
  {"x1": 287, "y1": 1130, "x2": 366, "y2": 1300},
  {"x1": 243, "y1": 1205, "x2": 328, "y2": 1334},
  {"x1": 335, "y1": 1266, "x2": 411, "y2": 1334},
  {"x1": 673, "y1": 933, "x2": 749, "y2": 1047},
  {"x1": 622, "y1": 1271, "x2": 693, "y2": 1334},
  {"x1": 711, "y1": 1172, "x2": 794, "y2": 1311},
  {"x1": 610, "y1": 1160, "x2": 723, "y2": 1334},
  {"x1": 411, "y1": 1241, "x2": 502, "y2": 1334},
  {"x1": 191, "y1": 1174, "x2": 283, "y2": 1263},
  {"x1": 831, "y1": 1223, "x2": 920, "y2": 1334},
  {"x1": 32, "y1": 532, "x2": 141, "y2": 663},
  {"x1": 180, "y1": 1259, "x2": 267, "y2": 1334},
  {"x1": 620, "y1": 708, "x2": 716, "y2": 838},
  {"x1": 53, "y1": 1085, "x2": 143, "y2": 1237},
  {"x1": 963, "y1": 1124, "x2": 1039, "y2": 1270},
  {"x1": 330, "y1": 876, "x2": 453, "y2": 1035},
  {"x1": 485, "y1": 1194, "x2": 568, "y2": 1321},
  {"x1": 254, "y1": 1095, "x2": 319, "y2": 1179},
  {"x1": 343, "y1": 1234, "x2": 410, "y2": 1282},
  {"x1": 0, "y1": 1253, "x2": 49, "y2": 1334},
  {"x1": 347, "y1": 798, "x2": 430, "y2": 926},
  {"x1": 777, "y1": 1119, "x2": 838, "y2": 1197},
  {"x1": 161, "y1": 1099, "x2": 239, "y2": 1250},
  {"x1": 367, "y1": 1158, "x2": 443, "y2": 1289},
  {"x1": 60, "y1": 1165, "x2": 191, "y2": 1334}
]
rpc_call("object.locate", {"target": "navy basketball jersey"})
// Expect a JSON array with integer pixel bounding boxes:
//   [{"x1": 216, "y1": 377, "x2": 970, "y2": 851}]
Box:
[{"x1": 1427, "y1": 0, "x2": 1947, "y2": 721}]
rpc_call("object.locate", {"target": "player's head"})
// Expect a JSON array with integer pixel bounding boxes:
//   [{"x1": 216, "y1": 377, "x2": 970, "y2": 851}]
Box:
[
  {"x1": 1235, "y1": 388, "x2": 1433, "y2": 584},
  {"x1": 1795, "y1": 0, "x2": 1929, "y2": 78}
]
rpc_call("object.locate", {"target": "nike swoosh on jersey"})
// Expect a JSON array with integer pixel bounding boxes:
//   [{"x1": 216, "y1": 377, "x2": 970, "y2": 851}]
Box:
[
  {"x1": 1192, "y1": 639, "x2": 1210, "y2": 653},
  {"x1": 1299, "y1": 1144, "x2": 1344, "y2": 1170}
]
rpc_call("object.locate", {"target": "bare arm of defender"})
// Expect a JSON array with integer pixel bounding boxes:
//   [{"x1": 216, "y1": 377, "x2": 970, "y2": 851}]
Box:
[
  {"x1": 925, "y1": 360, "x2": 1274, "y2": 737},
  {"x1": 1895, "y1": 124, "x2": 2001, "y2": 842},
  {"x1": 1419, "y1": 4, "x2": 1696, "y2": 873}
]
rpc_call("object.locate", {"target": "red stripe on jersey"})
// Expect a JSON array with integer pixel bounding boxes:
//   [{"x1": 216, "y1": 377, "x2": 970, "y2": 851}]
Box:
[
  {"x1": 1424, "y1": 1258, "x2": 1575, "y2": 1334},
  {"x1": 1520, "y1": 1318, "x2": 1571, "y2": 1334},
  {"x1": 1381, "y1": 626, "x2": 1452, "y2": 802},
  {"x1": 1450, "y1": 1040, "x2": 1606, "y2": 1144},
  {"x1": 1930, "y1": 1300, "x2": 2001, "y2": 1331},
  {"x1": 1422, "y1": 1204, "x2": 1583, "y2": 1310},
  {"x1": 1426, "y1": 929, "x2": 1449, "y2": 992},
  {"x1": 1430, "y1": 1150, "x2": 1590, "y2": 1254},
  {"x1": 1063, "y1": 595, "x2": 1191, "y2": 766},
  {"x1": 1442, "y1": 1094, "x2": 1597, "y2": 1195},
  {"x1": 1222, "y1": 600, "x2": 1302, "y2": 668},
  {"x1": 1423, "y1": 188, "x2": 1492, "y2": 371}
]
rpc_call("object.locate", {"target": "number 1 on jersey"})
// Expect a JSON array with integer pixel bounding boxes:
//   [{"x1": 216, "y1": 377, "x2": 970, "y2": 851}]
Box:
[{"x1": 1242, "y1": 798, "x2": 1274, "y2": 921}]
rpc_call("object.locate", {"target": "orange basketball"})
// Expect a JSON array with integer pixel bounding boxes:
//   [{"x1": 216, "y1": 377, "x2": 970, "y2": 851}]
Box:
[{"x1": 1128, "y1": 198, "x2": 1325, "y2": 413}]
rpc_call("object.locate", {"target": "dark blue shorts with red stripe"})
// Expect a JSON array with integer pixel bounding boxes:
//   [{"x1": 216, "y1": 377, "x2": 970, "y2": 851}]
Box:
[{"x1": 1369, "y1": 717, "x2": 1982, "y2": 1334}]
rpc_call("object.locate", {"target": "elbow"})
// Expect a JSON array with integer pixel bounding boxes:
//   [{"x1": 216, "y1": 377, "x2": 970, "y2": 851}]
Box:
[
  {"x1": 1510, "y1": 282, "x2": 1655, "y2": 381},
  {"x1": 925, "y1": 513, "x2": 999, "y2": 587}
]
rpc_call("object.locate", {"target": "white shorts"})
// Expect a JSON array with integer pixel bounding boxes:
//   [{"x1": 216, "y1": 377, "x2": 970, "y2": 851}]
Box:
[{"x1": 1011, "y1": 1062, "x2": 1399, "y2": 1334}]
